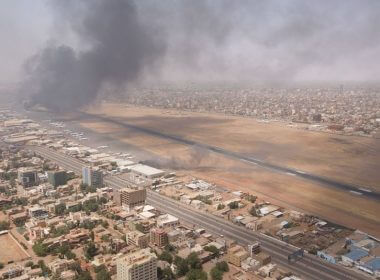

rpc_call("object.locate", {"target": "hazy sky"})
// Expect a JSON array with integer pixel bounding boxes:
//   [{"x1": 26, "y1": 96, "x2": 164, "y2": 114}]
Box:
[{"x1": 1, "y1": 0, "x2": 380, "y2": 86}]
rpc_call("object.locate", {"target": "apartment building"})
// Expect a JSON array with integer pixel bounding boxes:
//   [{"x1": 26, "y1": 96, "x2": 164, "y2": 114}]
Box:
[
  {"x1": 150, "y1": 228, "x2": 168, "y2": 248},
  {"x1": 116, "y1": 249, "x2": 157, "y2": 280},
  {"x1": 113, "y1": 187, "x2": 146, "y2": 209}
]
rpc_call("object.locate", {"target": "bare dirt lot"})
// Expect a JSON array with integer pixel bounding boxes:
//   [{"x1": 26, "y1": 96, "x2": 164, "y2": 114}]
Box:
[
  {"x1": 72, "y1": 103, "x2": 380, "y2": 236},
  {"x1": 0, "y1": 233, "x2": 29, "y2": 263}
]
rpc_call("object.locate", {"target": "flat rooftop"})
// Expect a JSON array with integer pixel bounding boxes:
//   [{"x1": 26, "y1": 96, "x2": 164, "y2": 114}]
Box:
[{"x1": 129, "y1": 164, "x2": 165, "y2": 177}]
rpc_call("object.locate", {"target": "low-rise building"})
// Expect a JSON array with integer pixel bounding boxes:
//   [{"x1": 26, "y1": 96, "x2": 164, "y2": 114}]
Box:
[
  {"x1": 126, "y1": 230, "x2": 149, "y2": 249},
  {"x1": 28, "y1": 206, "x2": 49, "y2": 219},
  {"x1": 157, "y1": 214, "x2": 179, "y2": 228},
  {"x1": 48, "y1": 259, "x2": 76, "y2": 274}
]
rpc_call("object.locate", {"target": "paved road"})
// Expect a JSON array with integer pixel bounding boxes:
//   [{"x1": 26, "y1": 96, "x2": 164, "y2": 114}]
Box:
[
  {"x1": 80, "y1": 113, "x2": 380, "y2": 201},
  {"x1": 29, "y1": 145, "x2": 372, "y2": 280}
]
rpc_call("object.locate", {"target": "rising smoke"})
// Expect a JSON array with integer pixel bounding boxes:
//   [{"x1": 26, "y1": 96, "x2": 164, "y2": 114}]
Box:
[
  {"x1": 21, "y1": 0, "x2": 380, "y2": 111},
  {"x1": 23, "y1": 0, "x2": 164, "y2": 111}
]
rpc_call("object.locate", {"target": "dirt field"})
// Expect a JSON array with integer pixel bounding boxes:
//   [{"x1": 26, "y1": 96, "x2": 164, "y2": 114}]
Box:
[
  {"x1": 0, "y1": 233, "x2": 29, "y2": 263},
  {"x1": 72, "y1": 103, "x2": 380, "y2": 237}
]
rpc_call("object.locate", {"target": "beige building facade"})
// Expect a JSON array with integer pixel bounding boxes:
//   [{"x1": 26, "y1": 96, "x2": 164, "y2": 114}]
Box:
[{"x1": 117, "y1": 249, "x2": 157, "y2": 280}]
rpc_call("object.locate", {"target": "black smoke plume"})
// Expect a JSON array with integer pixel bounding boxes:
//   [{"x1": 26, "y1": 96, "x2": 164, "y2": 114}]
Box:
[{"x1": 23, "y1": 0, "x2": 164, "y2": 111}]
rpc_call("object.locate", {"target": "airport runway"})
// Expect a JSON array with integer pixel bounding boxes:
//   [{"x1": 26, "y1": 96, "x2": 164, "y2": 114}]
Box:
[
  {"x1": 81, "y1": 112, "x2": 380, "y2": 201},
  {"x1": 29, "y1": 145, "x2": 372, "y2": 280}
]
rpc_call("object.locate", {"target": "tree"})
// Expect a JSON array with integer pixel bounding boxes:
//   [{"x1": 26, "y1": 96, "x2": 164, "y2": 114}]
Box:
[
  {"x1": 83, "y1": 200, "x2": 99, "y2": 212},
  {"x1": 228, "y1": 201, "x2": 239, "y2": 209},
  {"x1": 14, "y1": 197, "x2": 28, "y2": 206},
  {"x1": 96, "y1": 268, "x2": 110, "y2": 280},
  {"x1": 38, "y1": 260, "x2": 51, "y2": 275},
  {"x1": 159, "y1": 251, "x2": 173, "y2": 264},
  {"x1": 215, "y1": 261, "x2": 229, "y2": 272},
  {"x1": 25, "y1": 261, "x2": 34, "y2": 267},
  {"x1": 66, "y1": 250, "x2": 76, "y2": 260},
  {"x1": 185, "y1": 269, "x2": 208, "y2": 280},
  {"x1": 194, "y1": 195, "x2": 212, "y2": 205},
  {"x1": 101, "y1": 235, "x2": 110, "y2": 242},
  {"x1": 90, "y1": 231, "x2": 95, "y2": 241},
  {"x1": 55, "y1": 203, "x2": 66, "y2": 215},
  {"x1": 158, "y1": 267, "x2": 175, "y2": 280},
  {"x1": 187, "y1": 252, "x2": 202, "y2": 269},
  {"x1": 204, "y1": 245, "x2": 219, "y2": 257},
  {"x1": 174, "y1": 256, "x2": 189, "y2": 277},
  {"x1": 249, "y1": 206, "x2": 258, "y2": 217},
  {"x1": 76, "y1": 271, "x2": 92, "y2": 280},
  {"x1": 33, "y1": 241, "x2": 48, "y2": 257},
  {"x1": 99, "y1": 197, "x2": 108, "y2": 204},
  {"x1": 84, "y1": 242, "x2": 98, "y2": 260},
  {"x1": 135, "y1": 223, "x2": 145, "y2": 233},
  {"x1": 210, "y1": 267, "x2": 223, "y2": 280},
  {"x1": 210, "y1": 262, "x2": 228, "y2": 280},
  {"x1": 10, "y1": 178, "x2": 16, "y2": 188},
  {"x1": 246, "y1": 195, "x2": 257, "y2": 203},
  {"x1": 101, "y1": 220, "x2": 109, "y2": 228},
  {"x1": 0, "y1": 262, "x2": 4, "y2": 269},
  {"x1": 0, "y1": 220, "x2": 10, "y2": 231},
  {"x1": 217, "y1": 204, "x2": 225, "y2": 210},
  {"x1": 94, "y1": 265, "x2": 107, "y2": 274},
  {"x1": 164, "y1": 244, "x2": 176, "y2": 252},
  {"x1": 80, "y1": 183, "x2": 89, "y2": 192}
]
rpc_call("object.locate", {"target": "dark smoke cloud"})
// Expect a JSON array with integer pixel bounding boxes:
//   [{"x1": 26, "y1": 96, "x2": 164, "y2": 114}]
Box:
[
  {"x1": 22, "y1": 0, "x2": 380, "y2": 111},
  {"x1": 23, "y1": 0, "x2": 164, "y2": 111}
]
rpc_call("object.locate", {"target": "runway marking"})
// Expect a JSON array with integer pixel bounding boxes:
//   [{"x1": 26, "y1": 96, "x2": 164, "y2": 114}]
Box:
[
  {"x1": 349, "y1": 190, "x2": 363, "y2": 196},
  {"x1": 296, "y1": 170, "x2": 307, "y2": 174},
  {"x1": 359, "y1": 188, "x2": 372, "y2": 193},
  {"x1": 241, "y1": 159, "x2": 257, "y2": 165},
  {"x1": 286, "y1": 172, "x2": 296, "y2": 176}
]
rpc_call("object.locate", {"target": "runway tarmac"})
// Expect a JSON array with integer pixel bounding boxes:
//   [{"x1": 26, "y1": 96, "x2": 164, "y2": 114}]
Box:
[{"x1": 80, "y1": 112, "x2": 380, "y2": 201}]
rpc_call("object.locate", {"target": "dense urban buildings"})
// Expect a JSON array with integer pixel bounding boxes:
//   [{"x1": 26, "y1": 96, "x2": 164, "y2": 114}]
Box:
[
  {"x1": 0, "y1": 107, "x2": 377, "y2": 280},
  {"x1": 120, "y1": 85, "x2": 380, "y2": 137}
]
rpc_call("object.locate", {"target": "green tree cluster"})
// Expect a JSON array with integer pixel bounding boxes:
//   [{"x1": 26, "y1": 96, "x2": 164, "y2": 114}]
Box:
[
  {"x1": 32, "y1": 241, "x2": 49, "y2": 257},
  {"x1": 84, "y1": 242, "x2": 98, "y2": 260},
  {"x1": 95, "y1": 265, "x2": 111, "y2": 280},
  {"x1": 228, "y1": 201, "x2": 239, "y2": 209},
  {"x1": 210, "y1": 261, "x2": 229, "y2": 280},
  {"x1": 186, "y1": 269, "x2": 207, "y2": 280},
  {"x1": 0, "y1": 220, "x2": 10, "y2": 231},
  {"x1": 204, "y1": 245, "x2": 220, "y2": 257},
  {"x1": 157, "y1": 267, "x2": 175, "y2": 280},
  {"x1": 158, "y1": 251, "x2": 173, "y2": 264}
]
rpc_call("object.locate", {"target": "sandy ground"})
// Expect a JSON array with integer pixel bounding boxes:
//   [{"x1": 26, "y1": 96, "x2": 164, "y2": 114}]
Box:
[
  {"x1": 0, "y1": 233, "x2": 29, "y2": 263},
  {"x1": 68, "y1": 103, "x2": 380, "y2": 237}
]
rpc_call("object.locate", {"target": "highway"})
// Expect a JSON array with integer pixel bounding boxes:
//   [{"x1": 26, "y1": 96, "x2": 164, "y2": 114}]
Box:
[{"x1": 29, "y1": 145, "x2": 372, "y2": 280}]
